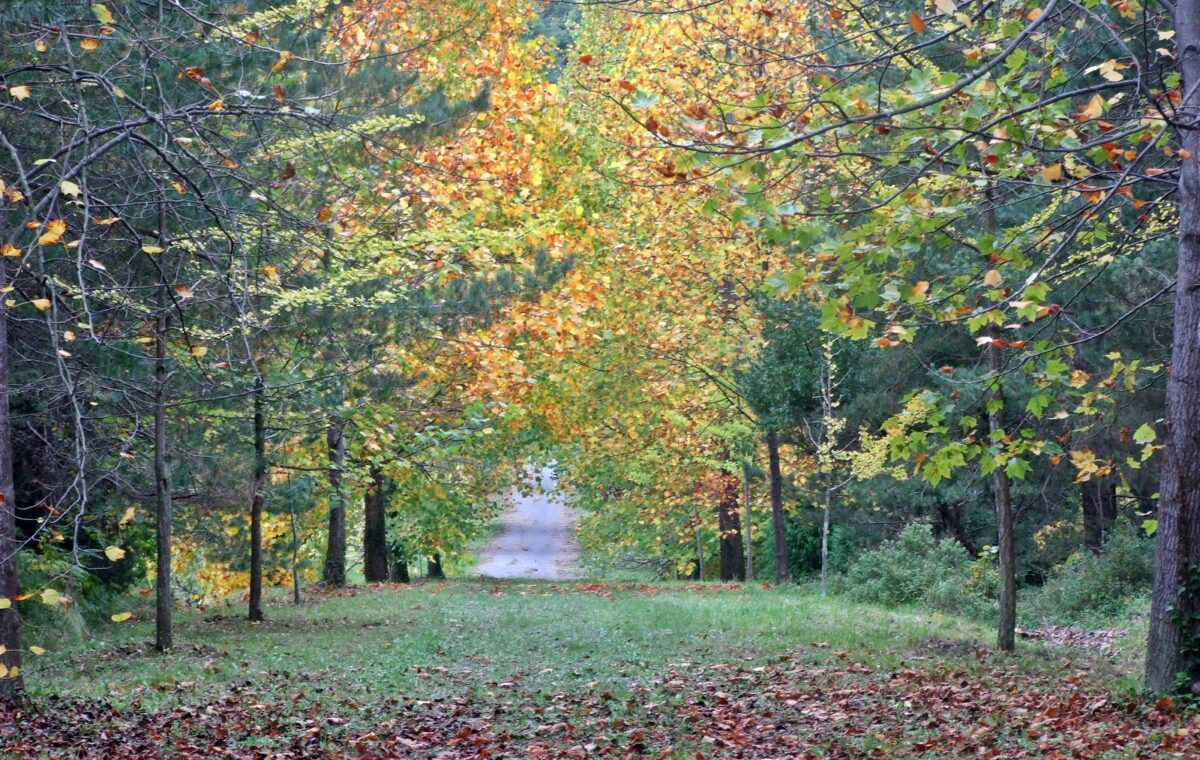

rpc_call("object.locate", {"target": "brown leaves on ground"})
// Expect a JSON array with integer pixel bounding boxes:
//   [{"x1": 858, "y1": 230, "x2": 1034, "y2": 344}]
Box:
[{"x1": 4, "y1": 650, "x2": 1200, "y2": 758}]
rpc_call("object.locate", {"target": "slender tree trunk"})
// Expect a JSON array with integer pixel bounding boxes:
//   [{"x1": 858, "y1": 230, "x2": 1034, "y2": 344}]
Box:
[
  {"x1": 742, "y1": 466, "x2": 753, "y2": 582},
  {"x1": 363, "y1": 467, "x2": 389, "y2": 582},
  {"x1": 427, "y1": 553, "x2": 445, "y2": 579},
  {"x1": 248, "y1": 377, "x2": 266, "y2": 622},
  {"x1": 767, "y1": 431, "x2": 789, "y2": 583},
  {"x1": 988, "y1": 340, "x2": 1017, "y2": 652},
  {"x1": 1082, "y1": 476, "x2": 1118, "y2": 551},
  {"x1": 0, "y1": 255, "x2": 22, "y2": 698},
  {"x1": 983, "y1": 186, "x2": 1016, "y2": 652},
  {"x1": 1147, "y1": 0, "x2": 1200, "y2": 693},
  {"x1": 693, "y1": 509, "x2": 704, "y2": 581},
  {"x1": 289, "y1": 495, "x2": 301, "y2": 605},
  {"x1": 820, "y1": 486, "x2": 832, "y2": 596},
  {"x1": 154, "y1": 277, "x2": 173, "y2": 652},
  {"x1": 322, "y1": 415, "x2": 346, "y2": 587},
  {"x1": 718, "y1": 471, "x2": 745, "y2": 581}
]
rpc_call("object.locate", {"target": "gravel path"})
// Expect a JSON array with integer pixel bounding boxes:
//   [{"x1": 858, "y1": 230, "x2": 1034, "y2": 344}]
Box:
[{"x1": 474, "y1": 465, "x2": 579, "y2": 580}]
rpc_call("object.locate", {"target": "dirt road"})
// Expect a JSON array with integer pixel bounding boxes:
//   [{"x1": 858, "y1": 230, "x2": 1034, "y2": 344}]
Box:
[{"x1": 475, "y1": 465, "x2": 579, "y2": 580}]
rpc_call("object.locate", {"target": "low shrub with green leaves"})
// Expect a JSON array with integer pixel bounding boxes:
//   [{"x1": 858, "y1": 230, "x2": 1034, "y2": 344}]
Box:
[
  {"x1": 843, "y1": 524, "x2": 994, "y2": 619},
  {"x1": 1022, "y1": 521, "x2": 1153, "y2": 626}
]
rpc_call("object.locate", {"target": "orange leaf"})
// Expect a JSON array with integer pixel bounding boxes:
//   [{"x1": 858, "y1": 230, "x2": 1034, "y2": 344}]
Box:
[{"x1": 908, "y1": 12, "x2": 927, "y2": 33}]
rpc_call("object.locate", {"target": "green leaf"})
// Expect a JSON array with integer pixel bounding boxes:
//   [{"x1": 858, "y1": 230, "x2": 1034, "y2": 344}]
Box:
[
  {"x1": 1142, "y1": 519, "x2": 1158, "y2": 537},
  {"x1": 93, "y1": 3, "x2": 114, "y2": 23},
  {"x1": 1133, "y1": 423, "x2": 1156, "y2": 444}
]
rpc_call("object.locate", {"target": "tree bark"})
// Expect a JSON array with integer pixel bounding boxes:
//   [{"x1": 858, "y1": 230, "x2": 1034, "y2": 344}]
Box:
[
  {"x1": 1147, "y1": 0, "x2": 1200, "y2": 693},
  {"x1": 248, "y1": 376, "x2": 266, "y2": 622},
  {"x1": 363, "y1": 467, "x2": 390, "y2": 583},
  {"x1": 0, "y1": 256, "x2": 22, "y2": 698},
  {"x1": 937, "y1": 501, "x2": 978, "y2": 557},
  {"x1": 989, "y1": 340, "x2": 1017, "y2": 653},
  {"x1": 767, "y1": 431, "x2": 789, "y2": 583},
  {"x1": 153, "y1": 277, "x2": 173, "y2": 653},
  {"x1": 1082, "y1": 476, "x2": 1118, "y2": 551},
  {"x1": 427, "y1": 553, "x2": 445, "y2": 579},
  {"x1": 390, "y1": 550, "x2": 410, "y2": 583},
  {"x1": 820, "y1": 486, "x2": 832, "y2": 596},
  {"x1": 718, "y1": 471, "x2": 745, "y2": 581},
  {"x1": 321, "y1": 415, "x2": 346, "y2": 587},
  {"x1": 742, "y1": 467, "x2": 753, "y2": 582}
]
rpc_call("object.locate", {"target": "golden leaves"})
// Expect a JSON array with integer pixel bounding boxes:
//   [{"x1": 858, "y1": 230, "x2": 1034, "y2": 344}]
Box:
[
  {"x1": 104, "y1": 546, "x2": 126, "y2": 561},
  {"x1": 31, "y1": 298, "x2": 52, "y2": 312},
  {"x1": 39, "y1": 219, "x2": 67, "y2": 246},
  {"x1": 79, "y1": 37, "x2": 102, "y2": 52},
  {"x1": 9, "y1": 85, "x2": 31, "y2": 101},
  {"x1": 1041, "y1": 163, "x2": 1063, "y2": 182},
  {"x1": 272, "y1": 51, "x2": 295, "y2": 74},
  {"x1": 111, "y1": 612, "x2": 133, "y2": 622}
]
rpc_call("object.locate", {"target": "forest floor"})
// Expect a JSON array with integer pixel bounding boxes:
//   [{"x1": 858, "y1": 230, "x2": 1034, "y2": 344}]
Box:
[{"x1": 5, "y1": 581, "x2": 1198, "y2": 758}]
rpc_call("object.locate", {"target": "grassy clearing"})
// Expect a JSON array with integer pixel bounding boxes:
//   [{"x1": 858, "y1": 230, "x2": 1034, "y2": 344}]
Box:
[{"x1": 6, "y1": 581, "x2": 1191, "y2": 758}]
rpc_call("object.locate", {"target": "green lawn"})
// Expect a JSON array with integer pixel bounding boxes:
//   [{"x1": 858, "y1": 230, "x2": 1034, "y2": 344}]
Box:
[{"x1": 6, "y1": 581, "x2": 1195, "y2": 758}]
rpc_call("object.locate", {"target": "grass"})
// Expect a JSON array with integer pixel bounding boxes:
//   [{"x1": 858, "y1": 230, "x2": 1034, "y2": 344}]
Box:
[{"x1": 9, "y1": 581, "x2": 1186, "y2": 758}]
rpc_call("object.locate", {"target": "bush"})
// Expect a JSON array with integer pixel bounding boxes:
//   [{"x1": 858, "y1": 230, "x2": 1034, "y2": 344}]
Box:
[
  {"x1": 843, "y1": 524, "x2": 994, "y2": 619},
  {"x1": 1022, "y1": 521, "x2": 1153, "y2": 625}
]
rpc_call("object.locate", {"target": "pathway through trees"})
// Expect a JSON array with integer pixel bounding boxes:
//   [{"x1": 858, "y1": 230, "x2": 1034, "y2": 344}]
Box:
[{"x1": 475, "y1": 466, "x2": 579, "y2": 580}]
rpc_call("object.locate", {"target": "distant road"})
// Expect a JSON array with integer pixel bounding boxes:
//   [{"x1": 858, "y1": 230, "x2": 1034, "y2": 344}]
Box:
[{"x1": 475, "y1": 465, "x2": 579, "y2": 580}]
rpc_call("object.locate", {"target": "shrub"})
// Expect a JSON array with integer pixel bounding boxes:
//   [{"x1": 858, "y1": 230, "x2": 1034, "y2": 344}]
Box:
[
  {"x1": 844, "y1": 524, "x2": 993, "y2": 619},
  {"x1": 1022, "y1": 520, "x2": 1153, "y2": 625}
]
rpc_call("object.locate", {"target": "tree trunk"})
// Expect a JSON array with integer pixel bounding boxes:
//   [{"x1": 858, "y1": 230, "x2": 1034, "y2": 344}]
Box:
[
  {"x1": 1082, "y1": 476, "x2": 1118, "y2": 551},
  {"x1": 767, "y1": 431, "x2": 789, "y2": 583},
  {"x1": 363, "y1": 467, "x2": 390, "y2": 582},
  {"x1": 153, "y1": 278, "x2": 173, "y2": 653},
  {"x1": 390, "y1": 550, "x2": 410, "y2": 583},
  {"x1": 1147, "y1": 0, "x2": 1200, "y2": 693},
  {"x1": 428, "y1": 553, "x2": 445, "y2": 579},
  {"x1": 321, "y1": 415, "x2": 346, "y2": 587},
  {"x1": 718, "y1": 471, "x2": 745, "y2": 581},
  {"x1": 937, "y1": 501, "x2": 978, "y2": 557},
  {"x1": 742, "y1": 466, "x2": 753, "y2": 582},
  {"x1": 0, "y1": 256, "x2": 22, "y2": 698},
  {"x1": 820, "y1": 486, "x2": 832, "y2": 596},
  {"x1": 289, "y1": 494, "x2": 301, "y2": 605},
  {"x1": 693, "y1": 511, "x2": 704, "y2": 581},
  {"x1": 248, "y1": 377, "x2": 266, "y2": 622},
  {"x1": 989, "y1": 341, "x2": 1017, "y2": 653}
]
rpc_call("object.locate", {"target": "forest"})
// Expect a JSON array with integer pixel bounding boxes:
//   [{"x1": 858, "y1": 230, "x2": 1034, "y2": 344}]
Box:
[{"x1": 2, "y1": 0, "x2": 1200, "y2": 756}]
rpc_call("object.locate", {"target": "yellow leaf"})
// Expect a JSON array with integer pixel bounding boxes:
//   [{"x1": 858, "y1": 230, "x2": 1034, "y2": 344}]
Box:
[
  {"x1": 934, "y1": 0, "x2": 955, "y2": 13},
  {"x1": 119, "y1": 506, "x2": 136, "y2": 526},
  {"x1": 111, "y1": 612, "x2": 133, "y2": 622},
  {"x1": 1, "y1": 244, "x2": 21, "y2": 257},
  {"x1": 0, "y1": 664, "x2": 7, "y2": 679},
  {"x1": 31, "y1": 298, "x2": 52, "y2": 312},
  {"x1": 142, "y1": 244, "x2": 164, "y2": 254},
  {"x1": 39, "y1": 219, "x2": 67, "y2": 246},
  {"x1": 207, "y1": 98, "x2": 226, "y2": 112},
  {"x1": 40, "y1": 588, "x2": 60, "y2": 606},
  {"x1": 1080, "y1": 94, "x2": 1104, "y2": 121},
  {"x1": 29, "y1": 645, "x2": 45, "y2": 656},
  {"x1": 191, "y1": 345, "x2": 209, "y2": 358},
  {"x1": 173, "y1": 182, "x2": 187, "y2": 195},
  {"x1": 63, "y1": 330, "x2": 76, "y2": 342},
  {"x1": 93, "y1": 3, "x2": 114, "y2": 23},
  {"x1": 911, "y1": 280, "x2": 929, "y2": 298},
  {"x1": 60, "y1": 180, "x2": 81, "y2": 198},
  {"x1": 104, "y1": 546, "x2": 126, "y2": 561},
  {"x1": 1041, "y1": 163, "x2": 1063, "y2": 182},
  {"x1": 1068, "y1": 369, "x2": 1091, "y2": 388},
  {"x1": 0, "y1": 597, "x2": 10, "y2": 609},
  {"x1": 983, "y1": 269, "x2": 1002, "y2": 287},
  {"x1": 79, "y1": 37, "x2": 101, "y2": 52},
  {"x1": 9, "y1": 85, "x2": 30, "y2": 101}
]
